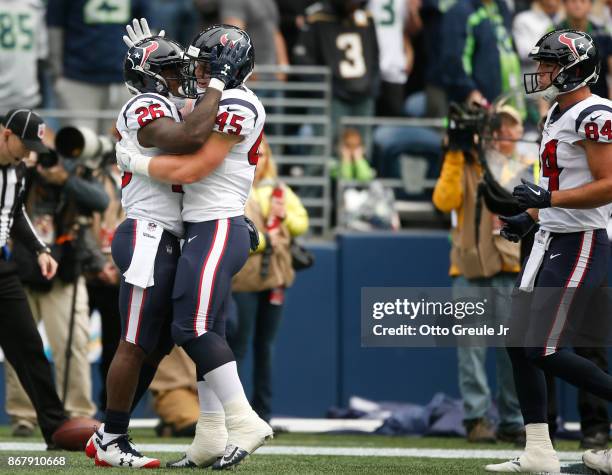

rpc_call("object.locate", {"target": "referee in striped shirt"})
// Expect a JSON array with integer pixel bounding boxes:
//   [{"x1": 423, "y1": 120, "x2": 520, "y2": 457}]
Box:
[{"x1": 0, "y1": 109, "x2": 73, "y2": 449}]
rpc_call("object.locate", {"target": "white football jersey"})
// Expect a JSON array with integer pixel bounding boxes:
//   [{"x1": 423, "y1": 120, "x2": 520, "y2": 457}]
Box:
[
  {"x1": 116, "y1": 93, "x2": 184, "y2": 237},
  {"x1": 538, "y1": 94, "x2": 612, "y2": 233},
  {"x1": 181, "y1": 86, "x2": 266, "y2": 223},
  {"x1": 368, "y1": 0, "x2": 407, "y2": 84}
]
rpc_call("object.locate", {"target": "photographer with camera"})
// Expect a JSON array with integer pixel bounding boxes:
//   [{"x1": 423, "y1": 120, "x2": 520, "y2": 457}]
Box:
[
  {"x1": 4, "y1": 124, "x2": 110, "y2": 436},
  {"x1": 0, "y1": 108, "x2": 93, "y2": 449},
  {"x1": 432, "y1": 103, "x2": 525, "y2": 444}
]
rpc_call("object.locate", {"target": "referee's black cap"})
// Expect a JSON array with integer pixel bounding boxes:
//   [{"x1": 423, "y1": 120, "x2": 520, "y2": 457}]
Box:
[{"x1": 1, "y1": 109, "x2": 49, "y2": 153}]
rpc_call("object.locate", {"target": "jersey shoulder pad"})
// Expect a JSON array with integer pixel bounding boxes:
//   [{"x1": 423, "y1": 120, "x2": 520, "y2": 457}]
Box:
[
  {"x1": 572, "y1": 97, "x2": 612, "y2": 144},
  {"x1": 118, "y1": 93, "x2": 179, "y2": 133},
  {"x1": 214, "y1": 88, "x2": 265, "y2": 137}
]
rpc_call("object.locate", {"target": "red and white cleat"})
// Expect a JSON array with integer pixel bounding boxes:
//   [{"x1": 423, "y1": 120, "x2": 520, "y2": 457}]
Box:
[{"x1": 94, "y1": 434, "x2": 160, "y2": 468}]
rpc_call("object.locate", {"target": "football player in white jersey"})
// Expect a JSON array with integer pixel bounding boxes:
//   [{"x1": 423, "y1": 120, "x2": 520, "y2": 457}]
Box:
[
  {"x1": 117, "y1": 25, "x2": 272, "y2": 470},
  {"x1": 88, "y1": 25, "x2": 249, "y2": 468},
  {"x1": 487, "y1": 29, "x2": 612, "y2": 473}
]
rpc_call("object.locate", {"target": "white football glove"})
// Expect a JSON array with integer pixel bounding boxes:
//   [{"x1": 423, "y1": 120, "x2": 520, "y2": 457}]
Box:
[
  {"x1": 122, "y1": 18, "x2": 165, "y2": 48},
  {"x1": 115, "y1": 141, "x2": 133, "y2": 172},
  {"x1": 115, "y1": 141, "x2": 152, "y2": 177}
]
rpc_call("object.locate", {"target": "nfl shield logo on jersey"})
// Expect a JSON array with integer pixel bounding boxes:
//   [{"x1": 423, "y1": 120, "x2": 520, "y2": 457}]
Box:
[{"x1": 148, "y1": 222, "x2": 157, "y2": 232}]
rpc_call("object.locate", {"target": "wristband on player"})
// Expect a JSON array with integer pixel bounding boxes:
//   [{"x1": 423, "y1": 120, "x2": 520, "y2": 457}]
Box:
[
  {"x1": 132, "y1": 155, "x2": 152, "y2": 177},
  {"x1": 208, "y1": 78, "x2": 225, "y2": 92}
]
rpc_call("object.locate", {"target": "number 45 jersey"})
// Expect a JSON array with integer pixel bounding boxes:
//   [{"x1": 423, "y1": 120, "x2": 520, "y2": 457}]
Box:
[
  {"x1": 181, "y1": 85, "x2": 265, "y2": 223},
  {"x1": 538, "y1": 94, "x2": 612, "y2": 233},
  {"x1": 116, "y1": 93, "x2": 184, "y2": 238}
]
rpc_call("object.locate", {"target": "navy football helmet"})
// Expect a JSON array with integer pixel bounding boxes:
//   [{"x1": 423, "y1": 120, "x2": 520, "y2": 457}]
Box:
[
  {"x1": 524, "y1": 29, "x2": 600, "y2": 96},
  {"x1": 182, "y1": 24, "x2": 254, "y2": 95},
  {"x1": 124, "y1": 36, "x2": 191, "y2": 99}
]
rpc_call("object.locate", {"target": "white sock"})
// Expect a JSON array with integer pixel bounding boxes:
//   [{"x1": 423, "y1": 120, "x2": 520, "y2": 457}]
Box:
[
  {"x1": 203, "y1": 361, "x2": 251, "y2": 416},
  {"x1": 525, "y1": 423, "x2": 554, "y2": 452},
  {"x1": 197, "y1": 380, "x2": 224, "y2": 414},
  {"x1": 101, "y1": 430, "x2": 124, "y2": 446}
]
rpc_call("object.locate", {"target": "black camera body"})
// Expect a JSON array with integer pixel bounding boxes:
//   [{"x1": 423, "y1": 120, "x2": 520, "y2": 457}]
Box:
[
  {"x1": 447, "y1": 102, "x2": 502, "y2": 154},
  {"x1": 446, "y1": 102, "x2": 522, "y2": 216}
]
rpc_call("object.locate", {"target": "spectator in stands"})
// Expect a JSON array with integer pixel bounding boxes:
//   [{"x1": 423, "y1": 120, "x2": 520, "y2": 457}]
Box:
[
  {"x1": 221, "y1": 0, "x2": 290, "y2": 82},
  {"x1": 432, "y1": 104, "x2": 525, "y2": 444},
  {"x1": 6, "y1": 149, "x2": 108, "y2": 436},
  {"x1": 229, "y1": 136, "x2": 309, "y2": 423},
  {"x1": 275, "y1": 0, "x2": 318, "y2": 57},
  {"x1": 332, "y1": 128, "x2": 375, "y2": 181},
  {"x1": 440, "y1": 0, "x2": 521, "y2": 107},
  {"x1": 368, "y1": 0, "x2": 411, "y2": 116},
  {"x1": 150, "y1": 347, "x2": 199, "y2": 438},
  {"x1": 0, "y1": 0, "x2": 48, "y2": 113},
  {"x1": 193, "y1": 0, "x2": 221, "y2": 30},
  {"x1": 87, "y1": 152, "x2": 124, "y2": 411},
  {"x1": 47, "y1": 0, "x2": 154, "y2": 134},
  {"x1": 420, "y1": 0, "x2": 451, "y2": 117},
  {"x1": 293, "y1": 0, "x2": 380, "y2": 142},
  {"x1": 372, "y1": 117, "x2": 442, "y2": 178},
  {"x1": 150, "y1": 0, "x2": 198, "y2": 46},
  {"x1": 555, "y1": 0, "x2": 612, "y2": 98},
  {"x1": 513, "y1": 0, "x2": 564, "y2": 75}
]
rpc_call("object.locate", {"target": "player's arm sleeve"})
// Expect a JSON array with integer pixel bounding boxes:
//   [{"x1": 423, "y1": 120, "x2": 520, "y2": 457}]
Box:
[
  {"x1": 10, "y1": 206, "x2": 47, "y2": 254},
  {"x1": 432, "y1": 150, "x2": 465, "y2": 212},
  {"x1": 573, "y1": 107, "x2": 612, "y2": 144},
  {"x1": 440, "y1": 4, "x2": 478, "y2": 103},
  {"x1": 283, "y1": 186, "x2": 309, "y2": 237}
]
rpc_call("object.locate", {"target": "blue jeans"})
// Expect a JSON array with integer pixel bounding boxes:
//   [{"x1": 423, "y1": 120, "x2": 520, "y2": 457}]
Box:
[
  {"x1": 227, "y1": 291, "x2": 284, "y2": 422},
  {"x1": 372, "y1": 125, "x2": 442, "y2": 178},
  {"x1": 453, "y1": 274, "x2": 524, "y2": 430},
  {"x1": 150, "y1": 0, "x2": 198, "y2": 46}
]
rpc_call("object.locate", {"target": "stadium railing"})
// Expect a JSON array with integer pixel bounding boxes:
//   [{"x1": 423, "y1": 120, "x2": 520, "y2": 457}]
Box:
[{"x1": 337, "y1": 115, "x2": 446, "y2": 228}]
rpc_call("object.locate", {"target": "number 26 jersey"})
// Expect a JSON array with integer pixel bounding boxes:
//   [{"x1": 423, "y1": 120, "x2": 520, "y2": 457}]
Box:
[
  {"x1": 538, "y1": 94, "x2": 612, "y2": 233},
  {"x1": 116, "y1": 93, "x2": 184, "y2": 237}
]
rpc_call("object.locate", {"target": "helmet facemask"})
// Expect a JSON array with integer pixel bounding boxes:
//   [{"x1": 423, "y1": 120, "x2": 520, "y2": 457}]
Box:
[{"x1": 523, "y1": 29, "x2": 600, "y2": 101}]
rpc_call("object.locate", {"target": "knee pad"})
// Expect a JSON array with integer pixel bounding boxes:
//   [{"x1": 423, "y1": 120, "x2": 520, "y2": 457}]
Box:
[{"x1": 181, "y1": 332, "x2": 235, "y2": 376}]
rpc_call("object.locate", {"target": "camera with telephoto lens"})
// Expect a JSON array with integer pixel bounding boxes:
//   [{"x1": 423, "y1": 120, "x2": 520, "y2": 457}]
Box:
[
  {"x1": 446, "y1": 102, "x2": 501, "y2": 155},
  {"x1": 38, "y1": 126, "x2": 114, "y2": 169}
]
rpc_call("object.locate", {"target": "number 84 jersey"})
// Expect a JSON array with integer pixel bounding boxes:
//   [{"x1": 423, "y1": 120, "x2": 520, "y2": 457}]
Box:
[
  {"x1": 538, "y1": 94, "x2": 612, "y2": 233},
  {"x1": 181, "y1": 86, "x2": 266, "y2": 223}
]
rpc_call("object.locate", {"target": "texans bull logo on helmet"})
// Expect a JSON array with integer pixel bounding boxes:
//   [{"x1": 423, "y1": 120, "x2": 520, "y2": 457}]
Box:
[
  {"x1": 219, "y1": 33, "x2": 239, "y2": 48},
  {"x1": 558, "y1": 32, "x2": 592, "y2": 61},
  {"x1": 127, "y1": 41, "x2": 160, "y2": 70}
]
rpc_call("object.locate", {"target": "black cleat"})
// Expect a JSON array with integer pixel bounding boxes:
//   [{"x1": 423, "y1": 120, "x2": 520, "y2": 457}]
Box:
[
  {"x1": 166, "y1": 454, "x2": 198, "y2": 468},
  {"x1": 212, "y1": 445, "x2": 249, "y2": 470}
]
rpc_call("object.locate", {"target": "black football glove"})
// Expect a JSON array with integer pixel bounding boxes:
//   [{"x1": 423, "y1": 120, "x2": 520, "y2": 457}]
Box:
[
  {"x1": 499, "y1": 212, "x2": 537, "y2": 242},
  {"x1": 244, "y1": 216, "x2": 260, "y2": 252},
  {"x1": 209, "y1": 43, "x2": 249, "y2": 87},
  {"x1": 512, "y1": 178, "x2": 552, "y2": 209}
]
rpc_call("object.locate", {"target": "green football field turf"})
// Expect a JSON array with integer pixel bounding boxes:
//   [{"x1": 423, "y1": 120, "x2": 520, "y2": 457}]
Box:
[{"x1": 0, "y1": 427, "x2": 597, "y2": 474}]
